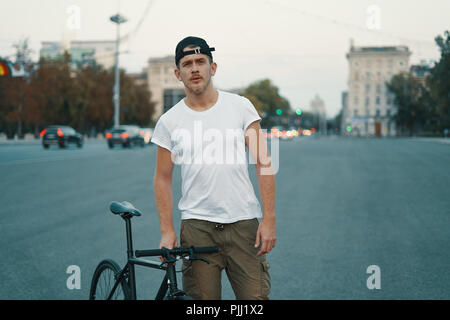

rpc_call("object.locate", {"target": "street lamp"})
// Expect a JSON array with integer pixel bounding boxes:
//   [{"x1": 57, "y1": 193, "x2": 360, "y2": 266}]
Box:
[{"x1": 110, "y1": 13, "x2": 128, "y2": 128}]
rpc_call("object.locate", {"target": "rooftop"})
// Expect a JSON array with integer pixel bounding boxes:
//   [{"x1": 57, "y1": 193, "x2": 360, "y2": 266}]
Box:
[{"x1": 347, "y1": 45, "x2": 411, "y2": 57}]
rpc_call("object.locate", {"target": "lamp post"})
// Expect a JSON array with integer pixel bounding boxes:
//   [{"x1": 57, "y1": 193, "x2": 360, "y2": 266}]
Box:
[{"x1": 110, "y1": 13, "x2": 127, "y2": 128}]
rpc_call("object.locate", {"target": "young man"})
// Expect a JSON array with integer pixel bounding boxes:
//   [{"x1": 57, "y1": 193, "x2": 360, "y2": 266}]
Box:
[{"x1": 151, "y1": 36, "x2": 276, "y2": 300}]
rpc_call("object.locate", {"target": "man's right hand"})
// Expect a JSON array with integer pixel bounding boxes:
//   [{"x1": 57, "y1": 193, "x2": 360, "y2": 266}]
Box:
[{"x1": 159, "y1": 231, "x2": 178, "y2": 262}]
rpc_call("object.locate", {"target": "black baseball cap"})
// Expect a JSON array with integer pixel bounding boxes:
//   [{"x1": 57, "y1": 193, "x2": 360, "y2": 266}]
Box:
[{"x1": 175, "y1": 36, "x2": 215, "y2": 66}]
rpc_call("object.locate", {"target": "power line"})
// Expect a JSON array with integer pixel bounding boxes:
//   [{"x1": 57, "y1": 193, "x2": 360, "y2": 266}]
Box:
[
  {"x1": 120, "y1": 0, "x2": 155, "y2": 44},
  {"x1": 262, "y1": 0, "x2": 436, "y2": 47}
]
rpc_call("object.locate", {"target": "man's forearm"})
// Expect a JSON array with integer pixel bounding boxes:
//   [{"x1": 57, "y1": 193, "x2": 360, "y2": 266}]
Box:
[
  {"x1": 153, "y1": 176, "x2": 174, "y2": 233},
  {"x1": 256, "y1": 164, "x2": 276, "y2": 219}
]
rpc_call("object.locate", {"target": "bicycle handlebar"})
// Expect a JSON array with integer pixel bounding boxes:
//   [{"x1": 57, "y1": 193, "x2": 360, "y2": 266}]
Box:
[{"x1": 134, "y1": 246, "x2": 218, "y2": 258}]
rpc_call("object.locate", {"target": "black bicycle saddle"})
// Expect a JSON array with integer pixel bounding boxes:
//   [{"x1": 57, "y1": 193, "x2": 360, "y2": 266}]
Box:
[{"x1": 109, "y1": 201, "x2": 142, "y2": 217}]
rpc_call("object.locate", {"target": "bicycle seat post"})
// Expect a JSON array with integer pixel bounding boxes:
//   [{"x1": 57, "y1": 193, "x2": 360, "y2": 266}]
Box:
[{"x1": 124, "y1": 217, "x2": 137, "y2": 299}]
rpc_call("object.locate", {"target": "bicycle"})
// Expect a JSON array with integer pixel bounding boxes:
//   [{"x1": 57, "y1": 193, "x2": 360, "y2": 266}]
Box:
[{"x1": 89, "y1": 201, "x2": 218, "y2": 300}]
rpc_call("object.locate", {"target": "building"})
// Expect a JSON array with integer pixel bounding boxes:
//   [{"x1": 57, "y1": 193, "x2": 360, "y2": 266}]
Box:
[
  {"x1": 40, "y1": 40, "x2": 116, "y2": 70},
  {"x1": 341, "y1": 91, "x2": 349, "y2": 135},
  {"x1": 128, "y1": 71, "x2": 148, "y2": 87},
  {"x1": 145, "y1": 55, "x2": 185, "y2": 121},
  {"x1": 343, "y1": 41, "x2": 411, "y2": 137},
  {"x1": 410, "y1": 61, "x2": 432, "y2": 86},
  {"x1": 310, "y1": 94, "x2": 327, "y2": 135}
]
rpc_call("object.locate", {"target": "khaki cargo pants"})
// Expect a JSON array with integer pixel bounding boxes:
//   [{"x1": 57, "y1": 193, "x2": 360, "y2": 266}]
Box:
[{"x1": 180, "y1": 218, "x2": 271, "y2": 300}]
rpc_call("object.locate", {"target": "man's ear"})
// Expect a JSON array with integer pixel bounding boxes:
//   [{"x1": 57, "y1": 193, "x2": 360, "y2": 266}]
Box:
[
  {"x1": 174, "y1": 68, "x2": 182, "y2": 81},
  {"x1": 211, "y1": 62, "x2": 217, "y2": 76}
]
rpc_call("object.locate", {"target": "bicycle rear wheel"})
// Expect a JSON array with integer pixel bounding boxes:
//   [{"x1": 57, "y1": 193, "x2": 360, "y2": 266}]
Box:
[{"x1": 89, "y1": 259, "x2": 130, "y2": 300}]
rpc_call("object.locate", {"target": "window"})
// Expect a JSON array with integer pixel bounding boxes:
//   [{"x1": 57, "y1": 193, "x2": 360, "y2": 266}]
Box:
[
  {"x1": 376, "y1": 85, "x2": 381, "y2": 94},
  {"x1": 376, "y1": 109, "x2": 380, "y2": 116},
  {"x1": 366, "y1": 72, "x2": 371, "y2": 80},
  {"x1": 365, "y1": 84, "x2": 371, "y2": 93},
  {"x1": 365, "y1": 97, "x2": 370, "y2": 107},
  {"x1": 376, "y1": 96, "x2": 380, "y2": 105},
  {"x1": 354, "y1": 109, "x2": 358, "y2": 117}
]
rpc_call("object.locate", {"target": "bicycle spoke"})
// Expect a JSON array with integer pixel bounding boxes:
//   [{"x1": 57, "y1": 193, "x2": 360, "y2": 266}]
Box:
[{"x1": 91, "y1": 260, "x2": 130, "y2": 300}]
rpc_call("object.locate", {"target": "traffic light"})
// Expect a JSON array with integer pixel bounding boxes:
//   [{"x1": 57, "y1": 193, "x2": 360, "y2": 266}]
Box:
[
  {"x1": 346, "y1": 125, "x2": 352, "y2": 132},
  {"x1": 296, "y1": 108, "x2": 302, "y2": 116},
  {"x1": 276, "y1": 108, "x2": 282, "y2": 116}
]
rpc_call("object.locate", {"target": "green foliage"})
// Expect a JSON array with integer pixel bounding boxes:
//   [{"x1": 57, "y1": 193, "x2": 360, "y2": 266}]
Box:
[
  {"x1": 386, "y1": 72, "x2": 434, "y2": 135},
  {"x1": 386, "y1": 30, "x2": 450, "y2": 136},
  {"x1": 427, "y1": 30, "x2": 450, "y2": 132},
  {"x1": 241, "y1": 79, "x2": 291, "y2": 127},
  {"x1": 0, "y1": 44, "x2": 155, "y2": 138}
]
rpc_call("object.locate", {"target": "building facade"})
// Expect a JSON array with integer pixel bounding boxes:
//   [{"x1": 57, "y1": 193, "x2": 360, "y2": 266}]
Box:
[
  {"x1": 145, "y1": 56, "x2": 185, "y2": 121},
  {"x1": 343, "y1": 43, "x2": 411, "y2": 137},
  {"x1": 410, "y1": 61, "x2": 432, "y2": 86},
  {"x1": 40, "y1": 40, "x2": 115, "y2": 70},
  {"x1": 310, "y1": 94, "x2": 327, "y2": 135}
]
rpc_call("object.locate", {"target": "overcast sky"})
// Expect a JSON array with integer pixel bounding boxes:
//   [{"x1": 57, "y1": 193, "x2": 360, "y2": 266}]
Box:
[{"x1": 1, "y1": 0, "x2": 449, "y2": 117}]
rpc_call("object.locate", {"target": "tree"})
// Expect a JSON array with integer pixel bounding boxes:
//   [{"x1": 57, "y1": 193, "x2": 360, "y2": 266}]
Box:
[
  {"x1": 119, "y1": 70, "x2": 154, "y2": 127},
  {"x1": 386, "y1": 72, "x2": 433, "y2": 136},
  {"x1": 0, "y1": 40, "x2": 156, "y2": 138},
  {"x1": 242, "y1": 79, "x2": 291, "y2": 127},
  {"x1": 0, "y1": 38, "x2": 35, "y2": 138},
  {"x1": 427, "y1": 30, "x2": 450, "y2": 134}
]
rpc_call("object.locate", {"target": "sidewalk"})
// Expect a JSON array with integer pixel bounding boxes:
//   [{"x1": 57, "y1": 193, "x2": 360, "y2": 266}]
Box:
[{"x1": 412, "y1": 137, "x2": 450, "y2": 145}]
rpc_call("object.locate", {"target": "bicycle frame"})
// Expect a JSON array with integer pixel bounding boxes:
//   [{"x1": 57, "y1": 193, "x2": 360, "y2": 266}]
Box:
[{"x1": 107, "y1": 217, "x2": 185, "y2": 300}]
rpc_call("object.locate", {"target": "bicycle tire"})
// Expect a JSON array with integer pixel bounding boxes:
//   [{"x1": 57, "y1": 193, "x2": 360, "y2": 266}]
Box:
[{"x1": 89, "y1": 259, "x2": 131, "y2": 300}]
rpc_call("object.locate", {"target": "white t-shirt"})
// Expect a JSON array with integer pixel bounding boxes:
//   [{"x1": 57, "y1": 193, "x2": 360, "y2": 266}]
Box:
[{"x1": 151, "y1": 90, "x2": 262, "y2": 223}]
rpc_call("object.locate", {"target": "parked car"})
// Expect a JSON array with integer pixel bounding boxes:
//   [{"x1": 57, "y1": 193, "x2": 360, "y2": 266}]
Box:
[
  {"x1": 105, "y1": 125, "x2": 145, "y2": 148},
  {"x1": 141, "y1": 127, "x2": 154, "y2": 145},
  {"x1": 40, "y1": 125, "x2": 83, "y2": 149}
]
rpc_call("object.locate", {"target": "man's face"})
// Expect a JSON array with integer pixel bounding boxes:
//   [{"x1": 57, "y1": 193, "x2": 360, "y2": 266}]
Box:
[{"x1": 175, "y1": 46, "x2": 217, "y2": 95}]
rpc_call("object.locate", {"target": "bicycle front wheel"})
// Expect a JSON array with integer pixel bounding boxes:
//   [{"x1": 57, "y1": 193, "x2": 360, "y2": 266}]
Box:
[{"x1": 89, "y1": 259, "x2": 130, "y2": 300}]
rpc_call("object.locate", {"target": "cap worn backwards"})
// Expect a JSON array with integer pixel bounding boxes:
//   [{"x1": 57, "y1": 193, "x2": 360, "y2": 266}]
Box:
[{"x1": 175, "y1": 36, "x2": 215, "y2": 66}]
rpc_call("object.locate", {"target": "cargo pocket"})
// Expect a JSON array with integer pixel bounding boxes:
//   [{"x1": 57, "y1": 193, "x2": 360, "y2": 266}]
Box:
[{"x1": 260, "y1": 260, "x2": 271, "y2": 299}]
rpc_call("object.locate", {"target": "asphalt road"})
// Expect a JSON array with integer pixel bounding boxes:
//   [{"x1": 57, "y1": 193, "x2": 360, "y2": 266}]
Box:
[{"x1": 1, "y1": 137, "x2": 449, "y2": 299}]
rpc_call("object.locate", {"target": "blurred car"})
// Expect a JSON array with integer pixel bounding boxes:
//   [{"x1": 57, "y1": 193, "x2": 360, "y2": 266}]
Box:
[
  {"x1": 40, "y1": 125, "x2": 83, "y2": 149},
  {"x1": 140, "y1": 127, "x2": 154, "y2": 145},
  {"x1": 105, "y1": 125, "x2": 145, "y2": 148}
]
